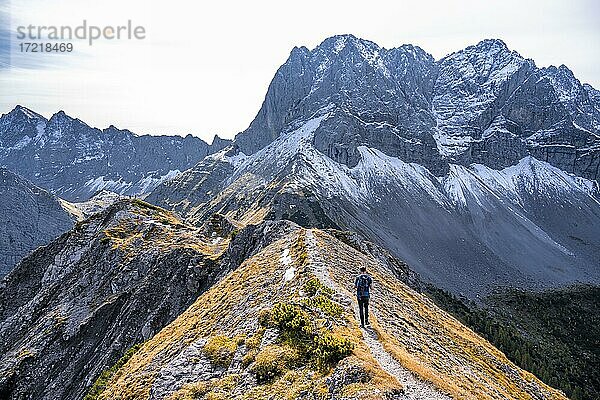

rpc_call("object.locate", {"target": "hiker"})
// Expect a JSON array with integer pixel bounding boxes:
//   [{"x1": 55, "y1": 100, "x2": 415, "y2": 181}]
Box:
[{"x1": 354, "y1": 266, "x2": 373, "y2": 328}]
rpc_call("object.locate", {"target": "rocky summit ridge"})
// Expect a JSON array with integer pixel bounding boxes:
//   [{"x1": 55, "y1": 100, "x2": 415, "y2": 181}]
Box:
[
  {"x1": 236, "y1": 35, "x2": 600, "y2": 181},
  {"x1": 0, "y1": 106, "x2": 231, "y2": 201}
]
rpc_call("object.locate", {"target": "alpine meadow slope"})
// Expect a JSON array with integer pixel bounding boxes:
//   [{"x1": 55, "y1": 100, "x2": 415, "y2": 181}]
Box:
[{"x1": 95, "y1": 227, "x2": 565, "y2": 400}]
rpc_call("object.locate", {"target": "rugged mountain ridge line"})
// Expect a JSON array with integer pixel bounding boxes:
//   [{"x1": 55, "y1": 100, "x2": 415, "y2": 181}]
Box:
[
  {"x1": 96, "y1": 227, "x2": 565, "y2": 399},
  {"x1": 0, "y1": 199, "x2": 297, "y2": 400},
  {"x1": 0, "y1": 106, "x2": 231, "y2": 201},
  {"x1": 236, "y1": 35, "x2": 600, "y2": 182}
]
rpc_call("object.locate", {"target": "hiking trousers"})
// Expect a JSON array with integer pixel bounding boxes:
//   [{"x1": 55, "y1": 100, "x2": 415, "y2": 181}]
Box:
[{"x1": 358, "y1": 296, "x2": 369, "y2": 326}]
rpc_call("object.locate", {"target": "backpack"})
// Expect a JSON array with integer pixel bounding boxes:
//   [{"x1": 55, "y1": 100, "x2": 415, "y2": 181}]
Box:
[{"x1": 357, "y1": 274, "x2": 370, "y2": 297}]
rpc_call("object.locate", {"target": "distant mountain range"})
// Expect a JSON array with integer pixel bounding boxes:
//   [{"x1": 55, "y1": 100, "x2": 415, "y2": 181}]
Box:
[{"x1": 0, "y1": 106, "x2": 231, "y2": 201}]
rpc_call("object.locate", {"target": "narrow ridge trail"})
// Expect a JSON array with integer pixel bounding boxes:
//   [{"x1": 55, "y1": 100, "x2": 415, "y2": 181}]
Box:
[{"x1": 304, "y1": 229, "x2": 451, "y2": 400}]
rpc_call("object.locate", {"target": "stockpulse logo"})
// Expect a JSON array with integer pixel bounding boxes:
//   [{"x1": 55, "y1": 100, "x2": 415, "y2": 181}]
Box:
[{"x1": 15, "y1": 20, "x2": 146, "y2": 54}]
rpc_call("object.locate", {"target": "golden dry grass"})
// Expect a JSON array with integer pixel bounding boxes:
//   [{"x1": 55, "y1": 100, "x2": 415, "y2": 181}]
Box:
[
  {"x1": 99, "y1": 229, "x2": 404, "y2": 399},
  {"x1": 98, "y1": 225, "x2": 566, "y2": 400},
  {"x1": 102, "y1": 202, "x2": 229, "y2": 259},
  {"x1": 311, "y1": 230, "x2": 567, "y2": 400}
]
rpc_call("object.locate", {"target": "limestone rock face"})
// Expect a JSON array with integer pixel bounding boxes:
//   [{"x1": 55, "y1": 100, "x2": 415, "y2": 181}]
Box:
[
  {"x1": 235, "y1": 36, "x2": 599, "y2": 181},
  {"x1": 236, "y1": 36, "x2": 447, "y2": 175}
]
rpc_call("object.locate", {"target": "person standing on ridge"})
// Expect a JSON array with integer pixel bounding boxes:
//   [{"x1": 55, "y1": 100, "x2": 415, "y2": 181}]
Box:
[{"x1": 354, "y1": 266, "x2": 373, "y2": 328}]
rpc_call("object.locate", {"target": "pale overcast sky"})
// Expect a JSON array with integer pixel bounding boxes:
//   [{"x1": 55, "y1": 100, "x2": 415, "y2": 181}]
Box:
[{"x1": 0, "y1": 0, "x2": 598, "y2": 142}]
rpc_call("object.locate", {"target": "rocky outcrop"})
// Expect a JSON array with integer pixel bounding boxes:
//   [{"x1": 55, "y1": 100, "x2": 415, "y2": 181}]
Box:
[
  {"x1": 0, "y1": 200, "x2": 223, "y2": 400},
  {"x1": 0, "y1": 168, "x2": 75, "y2": 277},
  {"x1": 0, "y1": 199, "x2": 310, "y2": 400},
  {"x1": 0, "y1": 106, "x2": 232, "y2": 201}
]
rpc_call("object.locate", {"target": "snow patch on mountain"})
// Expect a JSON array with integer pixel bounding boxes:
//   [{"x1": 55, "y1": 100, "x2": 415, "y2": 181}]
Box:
[
  {"x1": 84, "y1": 176, "x2": 132, "y2": 194},
  {"x1": 230, "y1": 112, "x2": 331, "y2": 183},
  {"x1": 13, "y1": 106, "x2": 44, "y2": 120},
  {"x1": 84, "y1": 170, "x2": 181, "y2": 196},
  {"x1": 207, "y1": 147, "x2": 248, "y2": 168},
  {"x1": 351, "y1": 147, "x2": 448, "y2": 204},
  {"x1": 443, "y1": 156, "x2": 599, "y2": 209},
  {"x1": 136, "y1": 170, "x2": 181, "y2": 193},
  {"x1": 432, "y1": 129, "x2": 476, "y2": 157}
]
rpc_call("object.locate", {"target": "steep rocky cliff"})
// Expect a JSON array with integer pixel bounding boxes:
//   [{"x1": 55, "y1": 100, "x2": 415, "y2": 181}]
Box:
[{"x1": 0, "y1": 168, "x2": 76, "y2": 277}]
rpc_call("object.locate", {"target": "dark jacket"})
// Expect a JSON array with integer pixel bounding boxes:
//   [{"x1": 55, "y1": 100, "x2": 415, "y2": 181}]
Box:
[{"x1": 354, "y1": 273, "x2": 372, "y2": 298}]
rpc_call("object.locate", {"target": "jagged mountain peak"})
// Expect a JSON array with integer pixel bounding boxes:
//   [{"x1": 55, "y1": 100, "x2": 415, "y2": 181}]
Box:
[
  {"x1": 210, "y1": 133, "x2": 231, "y2": 149},
  {"x1": 0, "y1": 105, "x2": 46, "y2": 130},
  {"x1": 102, "y1": 124, "x2": 136, "y2": 139},
  {"x1": 5, "y1": 105, "x2": 46, "y2": 121},
  {"x1": 447, "y1": 38, "x2": 525, "y2": 62},
  {"x1": 0, "y1": 106, "x2": 228, "y2": 202},
  {"x1": 437, "y1": 38, "x2": 529, "y2": 82},
  {"x1": 0, "y1": 106, "x2": 48, "y2": 150},
  {"x1": 236, "y1": 34, "x2": 444, "y2": 171},
  {"x1": 539, "y1": 64, "x2": 587, "y2": 106},
  {"x1": 291, "y1": 34, "x2": 392, "y2": 85},
  {"x1": 472, "y1": 37, "x2": 510, "y2": 51},
  {"x1": 104, "y1": 124, "x2": 129, "y2": 132},
  {"x1": 394, "y1": 42, "x2": 434, "y2": 61},
  {"x1": 314, "y1": 33, "x2": 367, "y2": 51},
  {"x1": 45, "y1": 110, "x2": 86, "y2": 132},
  {"x1": 48, "y1": 109, "x2": 78, "y2": 124},
  {"x1": 236, "y1": 35, "x2": 594, "y2": 182}
]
